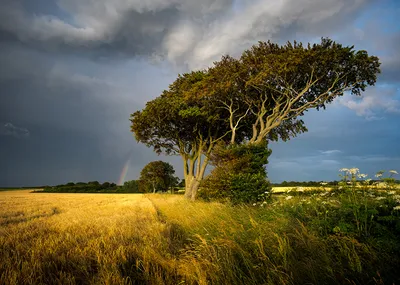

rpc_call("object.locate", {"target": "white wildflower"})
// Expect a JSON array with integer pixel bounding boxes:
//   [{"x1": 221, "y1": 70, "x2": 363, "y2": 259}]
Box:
[
  {"x1": 389, "y1": 170, "x2": 398, "y2": 175},
  {"x1": 320, "y1": 192, "x2": 328, "y2": 196},
  {"x1": 375, "y1": 173, "x2": 383, "y2": 178},
  {"x1": 393, "y1": 205, "x2": 400, "y2": 211},
  {"x1": 349, "y1": 168, "x2": 359, "y2": 175},
  {"x1": 339, "y1": 168, "x2": 349, "y2": 172},
  {"x1": 253, "y1": 203, "x2": 257, "y2": 206},
  {"x1": 388, "y1": 191, "x2": 396, "y2": 195},
  {"x1": 320, "y1": 182, "x2": 328, "y2": 186},
  {"x1": 285, "y1": 196, "x2": 293, "y2": 200},
  {"x1": 375, "y1": 197, "x2": 386, "y2": 200},
  {"x1": 358, "y1": 173, "x2": 368, "y2": 179}
]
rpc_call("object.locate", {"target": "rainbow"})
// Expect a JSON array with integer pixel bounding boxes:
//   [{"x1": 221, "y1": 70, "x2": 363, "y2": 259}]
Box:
[{"x1": 117, "y1": 158, "x2": 130, "y2": 185}]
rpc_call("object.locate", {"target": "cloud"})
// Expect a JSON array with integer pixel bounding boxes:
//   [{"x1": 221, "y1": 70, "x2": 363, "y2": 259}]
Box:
[
  {"x1": 338, "y1": 86, "x2": 400, "y2": 120},
  {"x1": 0, "y1": 0, "x2": 375, "y2": 68},
  {"x1": 0, "y1": 122, "x2": 30, "y2": 138},
  {"x1": 319, "y1": 150, "x2": 342, "y2": 155}
]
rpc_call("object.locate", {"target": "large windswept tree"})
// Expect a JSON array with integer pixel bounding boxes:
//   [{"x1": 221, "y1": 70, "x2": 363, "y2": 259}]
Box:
[
  {"x1": 194, "y1": 39, "x2": 380, "y2": 145},
  {"x1": 131, "y1": 38, "x2": 380, "y2": 200}
]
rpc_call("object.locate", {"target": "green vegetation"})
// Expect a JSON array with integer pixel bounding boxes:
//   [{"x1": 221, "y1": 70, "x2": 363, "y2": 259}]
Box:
[
  {"x1": 119, "y1": 180, "x2": 140, "y2": 193},
  {"x1": 131, "y1": 38, "x2": 380, "y2": 200},
  {"x1": 200, "y1": 142, "x2": 272, "y2": 204},
  {"x1": 40, "y1": 181, "x2": 121, "y2": 193}
]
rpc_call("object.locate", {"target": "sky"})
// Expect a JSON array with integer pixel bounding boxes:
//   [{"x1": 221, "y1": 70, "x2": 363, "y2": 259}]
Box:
[{"x1": 0, "y1": 0, "x2": 399, "y2": 187}]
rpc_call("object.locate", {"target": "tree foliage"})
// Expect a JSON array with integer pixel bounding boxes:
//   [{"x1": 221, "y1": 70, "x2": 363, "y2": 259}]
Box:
[
  {"x1": 195, "y1": 38, "x2": 380, "y2": 145},
  {"x1": 119, "y1": 180, "x2": 139, "y2": 193}
]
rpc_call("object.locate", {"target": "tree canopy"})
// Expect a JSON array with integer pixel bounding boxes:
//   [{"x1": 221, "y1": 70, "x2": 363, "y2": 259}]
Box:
[{"x1": 131, "y1": 38, "x2": 380, "y2": 200}]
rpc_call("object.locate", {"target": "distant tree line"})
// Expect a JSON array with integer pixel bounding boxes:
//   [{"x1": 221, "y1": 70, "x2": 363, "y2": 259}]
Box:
[
  {"x1": 40, "y1": 161, "x2": 181, "y2": 194},
  {"x1": 42, "y1": 181, "x2": 119, "y2": 193}
]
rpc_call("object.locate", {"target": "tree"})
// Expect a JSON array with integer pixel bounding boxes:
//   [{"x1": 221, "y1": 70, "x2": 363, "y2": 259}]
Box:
[
  {"x1": 195, "y1": 38, "x2": 380, "y2": 145},
  {"x1": 138, "y1": 161, "x2": 178, "y2": 193},
  {"x1": 119, "y1": 180, "x2": 139, "y2": 193},
  {"x1": 131, "y1": 38, "x2": 380, "y2": 201},
  {"x1": 131, "y1": 72, "x2": 232, "y2": 199},
  {"x1": 102, "y1": 182, "x2": 111, "y2": 189}
]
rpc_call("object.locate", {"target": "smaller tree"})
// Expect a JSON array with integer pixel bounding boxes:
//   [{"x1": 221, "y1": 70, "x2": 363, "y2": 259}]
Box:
[
  {"x1": 102, "y1": 182, "x2": 111, "y2": 189},
  {"x1": 139, "y1": 161, "x2": 178, "y2": 193},
  {"x1": 119, "y1": 180, "x2": 139, "y2": 193}
]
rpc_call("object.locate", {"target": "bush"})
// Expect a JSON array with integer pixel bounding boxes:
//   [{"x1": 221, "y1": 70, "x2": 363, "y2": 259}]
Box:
[
  {"x1": 230, "y1": 173, "x2": 271, "y2": 204},
  {"x1": 200, "y1": 142, "x2": 272, "y2": 204}
]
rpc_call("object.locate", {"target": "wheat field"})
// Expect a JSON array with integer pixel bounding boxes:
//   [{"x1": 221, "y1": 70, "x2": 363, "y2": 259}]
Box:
[
  {"x1": 0, "y1": 190, "x2": 171, "y2": 284},
  {"x1": 1, "y1": 190, "x2": 398, "y2": 285}
]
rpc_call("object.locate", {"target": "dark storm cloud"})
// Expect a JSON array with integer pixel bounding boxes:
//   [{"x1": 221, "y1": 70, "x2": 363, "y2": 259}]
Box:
[
  {"x1": 1, "y1": 0, "x2": 399, "y2": 186},
  {"x1": 0, "y1": 0, "x2": 378, "y2": 67}
]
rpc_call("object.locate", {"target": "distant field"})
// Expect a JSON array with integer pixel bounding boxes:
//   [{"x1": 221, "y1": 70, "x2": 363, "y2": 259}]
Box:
[
  {"x1": 0, "y1": 188, "x2": 43, "y2": 192},
  {"x1": 271, "y1": 186, "x2": 331, "y2": 193},
  {"x1": 272, "y1": 185, "x2": 400, "y2": 193}
]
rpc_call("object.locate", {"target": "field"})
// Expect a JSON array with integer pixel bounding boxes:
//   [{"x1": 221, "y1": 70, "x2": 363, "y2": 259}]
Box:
[{"x1": 1, "y1": 189, "x2": 400, "y2": 284}]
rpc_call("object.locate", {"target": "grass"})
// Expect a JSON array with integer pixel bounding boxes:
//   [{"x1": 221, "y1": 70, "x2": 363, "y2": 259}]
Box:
[{"x1": 0, "y1": 189, "x2": 399, "y2": 284}]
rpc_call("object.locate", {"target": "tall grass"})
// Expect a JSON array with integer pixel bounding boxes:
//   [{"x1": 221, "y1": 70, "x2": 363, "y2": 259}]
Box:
[
  {"x1": 149, "y1": 194, "x2": 399, "y2": 285},
  {"x1": 0, "y1": 190, "x2": 399, "y2": 284}
]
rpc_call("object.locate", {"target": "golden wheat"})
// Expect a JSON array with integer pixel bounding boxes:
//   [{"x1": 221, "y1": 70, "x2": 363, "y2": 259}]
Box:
[{"x1": 0, "y1": 190, "x2": 171, "y2": 284}]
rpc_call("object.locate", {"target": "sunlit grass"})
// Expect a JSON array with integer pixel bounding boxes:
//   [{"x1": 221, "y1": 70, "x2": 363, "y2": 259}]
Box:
[
  {"x1": 1, "y1": 189, "x2": 399, "y2": 284},
  {"x1": 0, "y1": 191, "x2": 167, "y2": 284}
]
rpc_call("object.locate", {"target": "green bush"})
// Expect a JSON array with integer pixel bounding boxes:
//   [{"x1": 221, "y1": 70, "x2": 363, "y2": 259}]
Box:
[
  {"x1": 230, "y1": 172, "x2": 271, "y2": 204},
  {"x1": 200, "y1": 142, "x2": 272, "y2": 204}
]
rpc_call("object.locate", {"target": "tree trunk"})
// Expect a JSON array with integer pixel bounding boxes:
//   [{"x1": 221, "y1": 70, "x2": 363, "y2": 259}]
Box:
[
  {"x1": 184, "y1": 178, "x2": 200, "y2": 201},
  {"x1": 183, "y1": 156, "x2": 209, "y2": 201},
  {"x1": 184, "y1": 174, "x2": 194, "y2": 199}
]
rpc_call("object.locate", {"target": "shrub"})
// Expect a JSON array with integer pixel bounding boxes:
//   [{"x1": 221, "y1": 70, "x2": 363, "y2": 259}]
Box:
[{"x1": 200, "y1": 142, "x2": 272, "y2": 204}]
